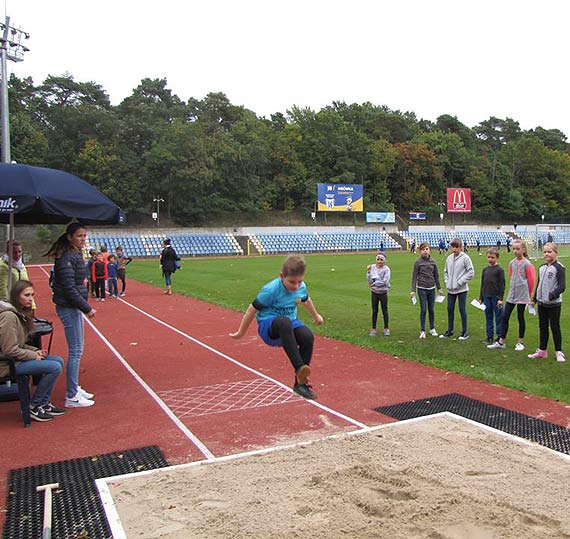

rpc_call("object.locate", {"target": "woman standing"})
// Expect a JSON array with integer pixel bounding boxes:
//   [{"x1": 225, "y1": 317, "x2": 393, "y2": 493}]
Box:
[
  {"x1": 160, "y1": 238, "x2": 179, "y2": 295},
  {"x1": 367, "y1": 253, "x2": 391, "y2": 336},
  {"x1": 45, "y1": 222, "x2": 96, "y2": 408},
  {"x1": 0, "y1": 280, "x2": 64, "y2": 422}
]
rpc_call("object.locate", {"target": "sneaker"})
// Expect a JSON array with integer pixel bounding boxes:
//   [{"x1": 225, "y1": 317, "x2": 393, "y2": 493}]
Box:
[
  {"x1": 439, "y1": 331, "x2": 453, "y2": 339},
  {"x1": 429, "y1": 328, "x2": 438, "y2": 337},
  {"x1": 78, "y1": 386, "x2": 94, "y2": 399},
  {"x1": 458, "y1": 333, "x2": 470, "y2": 341},
  {"x1": 119, "y1": 292, "x2": 126, "y2": 297},
  {"x1": 101, "y1": 298, "x2": 105, "y2": 302},
  {"x1": 65, "y1": 392, "x2": 95, "y2": 408},
  {"x1": 514, "y1": 343, "x2": 525, "y2": 352},
  {"x1": 369, "y1": 329, "x2": 377, "y2": 337},
  {"x1": 295, "y1": 365, "x2": 311, "y2": 386},
  {"x1": 96, "y1": 298, "x2": 101, "y2": 301},
  {"x1": 41, "y1": 403, "x2": 66, "y2": 416},
  {"x1": 419, "y1": 331, "x2": 426, "y2": 339},
  {"x1": 383, "y1": 329, "x2": 390, "y2": 336},
  {"x1": 556, "y1": 351, "x2": 566, "y2": 363},
  {"x1": 293, "y1": 382, "x2": 317, "y2": 400},
  {"x1": 528, "y1": 349, "x2": 548, "y2": 359},
  {"x1": 30, "y1": 406, "x2": 53, "y2": 422},
  {"x1": 487, "y1": 341, "x2": 506, "y2": 349}
]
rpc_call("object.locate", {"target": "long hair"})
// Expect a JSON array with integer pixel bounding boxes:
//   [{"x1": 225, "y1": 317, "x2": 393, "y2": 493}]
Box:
[
  {"x1": 44, "y1": 222, "x2": 87, "y2": 259},
  {"x1": 9, "y1": 279, "x2": 35, "y2": 332}
]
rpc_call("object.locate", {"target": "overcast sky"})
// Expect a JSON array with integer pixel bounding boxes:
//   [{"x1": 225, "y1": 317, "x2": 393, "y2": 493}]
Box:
[{"x1": 4, "y1": 0, "x2": 569, "y2": 138}]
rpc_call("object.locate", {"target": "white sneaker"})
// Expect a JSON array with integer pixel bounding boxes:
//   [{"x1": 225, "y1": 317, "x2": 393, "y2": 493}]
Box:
[
  {"x1": 419, "y1": 331, "x2": 426, "y2": 339},
  {"x1": 429, "y1": 328, "x2": 438, "y2": 337},
  {"x1": 556, "y1": 351, "x2": 566, "y2": 363},
  {"x1": 78, "y1": 386, "x2": 94, "y2": 399},
  {"x1": 514, "y1": 343, "x2": 525, "y2": 352},
  {"x1": 487, "y1": 341, "x2": 506, "y2": 349},
  {"x1": 65, "y1": 392, "x2": 95, "y2": 408}
]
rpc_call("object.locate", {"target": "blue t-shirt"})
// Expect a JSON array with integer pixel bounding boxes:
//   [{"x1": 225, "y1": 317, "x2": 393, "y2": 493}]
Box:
[
  {"x1": 254, "y1": 277, "x2": 308, "y2": 322},
  {"x1": 107, "y1": 262, "x2": 118, "y2": 279}
]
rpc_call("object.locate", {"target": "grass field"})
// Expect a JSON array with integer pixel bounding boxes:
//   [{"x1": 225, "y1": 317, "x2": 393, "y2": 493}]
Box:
[{"x1": 126, "y1": 248, "x2": 570, "y2": 404}]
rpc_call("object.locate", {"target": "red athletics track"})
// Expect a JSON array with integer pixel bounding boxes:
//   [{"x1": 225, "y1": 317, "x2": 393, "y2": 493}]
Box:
[{"x1": 3, "y1": 264, "x2": 570, "y2": 529}]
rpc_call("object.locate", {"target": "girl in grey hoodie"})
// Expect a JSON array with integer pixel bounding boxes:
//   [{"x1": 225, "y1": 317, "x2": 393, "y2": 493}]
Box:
[{"x1": 367, "y1": 253, "x2": 391, "y2": 336}]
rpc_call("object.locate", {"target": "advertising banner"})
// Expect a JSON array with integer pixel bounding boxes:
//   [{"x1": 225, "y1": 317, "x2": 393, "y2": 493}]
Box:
[
  {"x1": 317, "y1": 184, "x2": 364, "y2": 212},
  {"x1": 409, "y1": 212, "x2": 426, "y2": 220},
  {"x1": 366, "y1": 212, "x2": 395, "y2": 223},
  {"x1": 447, "y1": 188, "x2": 471, "y2": 213}
]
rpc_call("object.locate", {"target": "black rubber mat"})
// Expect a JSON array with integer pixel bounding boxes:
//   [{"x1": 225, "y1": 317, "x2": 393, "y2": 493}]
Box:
[
  {"x1": 376, "y1": 393, "x2": 570, "y2": 455},
  {"x1": 3, "y1": 445, "x2": 168, "y2": 539}
]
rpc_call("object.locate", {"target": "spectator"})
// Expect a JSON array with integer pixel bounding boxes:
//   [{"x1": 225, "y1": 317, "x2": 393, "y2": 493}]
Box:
[{"x1": 45, "y1": 222, "x2": 96, "y2": 408}]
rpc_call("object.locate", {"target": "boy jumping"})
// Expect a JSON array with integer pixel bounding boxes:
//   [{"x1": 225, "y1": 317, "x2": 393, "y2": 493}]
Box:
[{"x1": 230, "y1": 254, "x2": 323, "y2": 399}]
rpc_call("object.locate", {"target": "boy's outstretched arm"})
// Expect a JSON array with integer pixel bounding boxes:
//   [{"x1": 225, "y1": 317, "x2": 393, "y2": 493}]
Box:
[
  {"x1": 302, "y1": 297, "x2": 324, "y2": 325},
  {"x1": 230, "y1": 304, "x2": 258, "y2": 339}
]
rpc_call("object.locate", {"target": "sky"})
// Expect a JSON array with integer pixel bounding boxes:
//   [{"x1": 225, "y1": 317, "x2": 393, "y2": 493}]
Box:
[{"x1": 3, "y1": 0, "x2": 569, "y2": 139}]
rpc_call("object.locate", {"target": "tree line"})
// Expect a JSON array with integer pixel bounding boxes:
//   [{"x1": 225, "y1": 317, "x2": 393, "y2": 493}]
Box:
[{"x1": 5, "y1": 74, "x2": 570, "y2": 225}]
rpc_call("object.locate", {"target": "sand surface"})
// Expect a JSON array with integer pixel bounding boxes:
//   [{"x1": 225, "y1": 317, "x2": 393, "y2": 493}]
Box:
[{"x1": 109, "y1": 415, "x2": 570, "y2": 538}]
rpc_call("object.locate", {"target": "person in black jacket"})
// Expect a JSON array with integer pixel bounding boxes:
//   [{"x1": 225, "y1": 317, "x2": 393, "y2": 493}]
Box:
[
  {"x1": 160, "y1": 238, "x2": 179, "y2": 296},
  {"x1": 45, "y1": 222, "x2": 96, "y2": 408}
]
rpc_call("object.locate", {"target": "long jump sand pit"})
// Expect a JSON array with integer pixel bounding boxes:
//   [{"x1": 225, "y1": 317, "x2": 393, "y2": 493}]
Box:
[{"x1": 107, "y1": 414, "x2": 570, "y2": 538}]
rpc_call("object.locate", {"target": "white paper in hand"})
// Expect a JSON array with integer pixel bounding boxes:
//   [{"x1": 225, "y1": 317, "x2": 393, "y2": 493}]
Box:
[
  {"x1": 470, "y1": 299, "x2": 486, "y2": 311},
  {"x1": 527, "y1": 304, "x2": 536, "y2": 315},
  {"x1": 411, "y1": 296, "x2": 417, "y2": 306},
  {"x1": 435, "y1": 295, "x2": 445, "y2": 304}
]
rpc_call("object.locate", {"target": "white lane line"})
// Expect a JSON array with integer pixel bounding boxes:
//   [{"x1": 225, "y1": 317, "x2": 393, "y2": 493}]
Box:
[
  {"x1": 36, "y1": 266, "x2": 215, "y2": 459},
  {"x1": 119, "y1": 297, "x2": 369, "y2": 429}
]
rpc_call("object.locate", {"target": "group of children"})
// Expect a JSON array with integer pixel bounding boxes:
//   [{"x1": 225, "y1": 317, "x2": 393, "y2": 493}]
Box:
[
  {"x1": 369, "y1": 237, "x2": 566, "y2": 363},
  {"x1": 86, "y1": 245, "x2": 132, "y2": 301}
]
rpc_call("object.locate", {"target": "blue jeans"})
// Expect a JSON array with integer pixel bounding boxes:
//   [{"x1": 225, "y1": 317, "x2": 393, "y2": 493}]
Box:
[
  {"x1": 56, "y1": 305, "x2": 85, "y2": 398},
  {"x1": 16, "y1": 356, "x2": 63, "y2": 407},
  {"x1": 447, "y1": 291, "x2": 468, "y2": 334},
  {"x1": 418, "y1": 288, "x2": 436, "y2": 332},
  {"x1": 108, "y1": 277, "x2": 118, "y2": 297},
  {"x1": 483, "y1": 296, "x2": 503, "y2": 340},
  {"x1": 164, "y1": 271, "x2": 173, "y2": 286}
]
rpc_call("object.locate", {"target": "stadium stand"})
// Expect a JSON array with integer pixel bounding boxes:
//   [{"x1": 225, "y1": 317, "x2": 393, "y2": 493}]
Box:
[
  {"x1": 248, "y1": 231, "x2": 400, "y2": 255},
  {"x1": 402, "y1": 230, "x2": 510, "y2": 249},
  {"x1": 88, "y1": 233, "x2": 244, "y2": 257}
]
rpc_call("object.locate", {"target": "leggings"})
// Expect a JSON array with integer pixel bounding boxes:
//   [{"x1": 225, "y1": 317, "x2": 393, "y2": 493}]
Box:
[
  {"x1": 270, "y1": 316, "x2": 314, "y2": 372},
  {"x1": 117, "y1": 268, "x2": 127, "y2": 293},
  {"x1": 371, "y1": 292, "x2": 389, "y2": 330},
  {"x1": 538, "y1": 304, "x2": 562, "y2": 351},
  {"x1": 499, "y1": 302, "x2": 526, "y2": 340}
]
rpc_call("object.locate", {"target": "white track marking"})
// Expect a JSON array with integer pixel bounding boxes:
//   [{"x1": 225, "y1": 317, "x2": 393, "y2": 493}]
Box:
[
  {"x1": 37, "y1": 266, "x2": 214, "y2": 459},
  {"x1": 119, "y1": 297, "x2": 368, "y2": 429}
]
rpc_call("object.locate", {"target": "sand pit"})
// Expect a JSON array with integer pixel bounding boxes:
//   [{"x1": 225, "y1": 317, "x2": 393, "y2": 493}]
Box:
[{"x1": 106, "y1": 414, "x2": 570, "y2": 538}]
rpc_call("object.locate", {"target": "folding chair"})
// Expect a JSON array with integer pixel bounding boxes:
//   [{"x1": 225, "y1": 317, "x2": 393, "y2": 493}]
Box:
[{"x1": 0, "y1": 355, "x2": 31, "y2": 427}]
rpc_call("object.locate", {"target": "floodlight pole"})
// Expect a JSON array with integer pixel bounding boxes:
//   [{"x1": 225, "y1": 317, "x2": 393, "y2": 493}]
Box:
[
  {"x1": 153, "y1": 197, "x2": 165, "y2": 228},
  {"x1": 0, "y1": 16, "x2": 30, "y2": 248}
]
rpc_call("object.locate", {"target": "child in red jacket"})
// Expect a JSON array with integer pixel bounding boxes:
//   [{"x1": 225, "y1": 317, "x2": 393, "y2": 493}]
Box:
[{"x1": 91, "y1": 252, "x2": 108, "y2": 301}]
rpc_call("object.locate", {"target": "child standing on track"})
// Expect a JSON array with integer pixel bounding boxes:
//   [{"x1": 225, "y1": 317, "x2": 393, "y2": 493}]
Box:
[
  {"x1": 367, "y1": 253, "x2": 391, "y2": 337},
  {"x1": 107, "y1": 254, "x2": 119, "y2": 298},
  {"x1": 478, "y1": 247, "x2": 505, "y2": 344},
  {"x1": 411, "y1": 242, "x2": 443, "y2": 339},
  {"x1": 229, "y1": 254, "x2": 323, "y2": 400},
  {"x1": 92, "y1": 252, "x2": 108, "y2": 302},
  {"x1": 488, "y1": 239, "x2": 535, "y2": 351},
  {"x1": 528, "y1": 242, "x2": 566, "y2": 362},
  {"x1": 441, "y1": 238, "x2": 475, "y2": 340},
  {"x1": 115, "y1": 246, "x2": 132, "y2": 297}
]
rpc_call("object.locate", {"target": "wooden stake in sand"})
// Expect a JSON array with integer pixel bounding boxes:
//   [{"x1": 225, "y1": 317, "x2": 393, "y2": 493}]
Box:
[{"x1": 36, "y1": 482, "x2": 59, "y2": 539}]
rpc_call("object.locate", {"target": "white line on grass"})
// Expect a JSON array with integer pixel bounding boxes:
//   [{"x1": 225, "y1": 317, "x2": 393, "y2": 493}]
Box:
[
  {"x1": 119, "y1": 297, "x2": 369, "y2": 429},
  {"x1": 36, "y1": 266, "x2": 215, "y2": 459}
]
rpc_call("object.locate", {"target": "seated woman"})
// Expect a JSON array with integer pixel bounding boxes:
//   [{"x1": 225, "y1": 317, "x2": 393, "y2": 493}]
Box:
[{"x1": 0, "y1": 280, "x2": 64, "y2": 422}]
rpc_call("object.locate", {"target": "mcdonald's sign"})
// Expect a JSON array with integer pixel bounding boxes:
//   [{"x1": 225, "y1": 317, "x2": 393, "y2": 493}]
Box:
[{"x1": 447, "y1": 188, "x2": 471, "y2": 213}]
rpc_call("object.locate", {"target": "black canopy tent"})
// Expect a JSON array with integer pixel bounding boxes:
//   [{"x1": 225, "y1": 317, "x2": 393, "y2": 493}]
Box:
[{"x1": 0, "y1": 163, "x2": 125, "y2": 289}]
